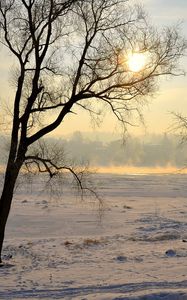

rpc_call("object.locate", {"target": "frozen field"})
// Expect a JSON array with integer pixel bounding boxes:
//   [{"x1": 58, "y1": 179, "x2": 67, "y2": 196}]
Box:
[{"x1": 1, "y1": 173, "x2": 187, "y2": 299}]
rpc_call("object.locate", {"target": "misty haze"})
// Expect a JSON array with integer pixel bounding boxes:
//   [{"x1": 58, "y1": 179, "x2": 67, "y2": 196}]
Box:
[{"x1": 1, "y1": 132, "x2": 186, "y2": 170}]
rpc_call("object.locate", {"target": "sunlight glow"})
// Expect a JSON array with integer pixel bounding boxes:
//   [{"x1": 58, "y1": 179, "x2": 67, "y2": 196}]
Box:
[
  {"x1": 128, "y1": 52, "x2": 147, "y2": 72},
  {"x1": 95, "y1": 166, "x2": 187, "y2": 175}
]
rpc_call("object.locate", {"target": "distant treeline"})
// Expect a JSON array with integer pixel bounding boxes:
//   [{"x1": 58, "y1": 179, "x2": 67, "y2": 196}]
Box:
[
  {"x1": 61, "y1": 132, "x2": 187, "y2": 167},
  {"x1": 0, "y1": 132, "x2": 187, "y2": 167}
]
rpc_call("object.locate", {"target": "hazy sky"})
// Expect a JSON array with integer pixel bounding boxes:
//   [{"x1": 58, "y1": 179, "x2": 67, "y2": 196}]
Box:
[
  {"x1": 135, "y1": 0, "x2": 187, "y2": 135},
  {"x1": 0, "y1": 0, "x2": 186, "y2": 137},
  {"x1": 56, "y1": 0, "x2": 187, "y2": 136},
  {"x1": 52, "y1": 0, "x2": 187, "y2": 136}
]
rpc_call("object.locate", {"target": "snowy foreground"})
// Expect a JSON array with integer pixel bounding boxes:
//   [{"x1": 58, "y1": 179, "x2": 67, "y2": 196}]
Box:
[{"x1": 1, "y1": 173, "x2": 187, "y2": 299}]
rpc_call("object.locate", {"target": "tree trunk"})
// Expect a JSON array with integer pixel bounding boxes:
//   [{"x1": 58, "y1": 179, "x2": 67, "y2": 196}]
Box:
[{"x1": 0, "y1": 163, "x2": 21, "y2": 264}]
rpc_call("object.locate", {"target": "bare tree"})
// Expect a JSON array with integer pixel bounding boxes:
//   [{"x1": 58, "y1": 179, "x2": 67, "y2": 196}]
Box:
[
  {"x1": 170, "y1": 113, "x2": 187, "y2": 144},
  {"x1": 0, "y1": 0, "x2": 186, "y2": 263}
]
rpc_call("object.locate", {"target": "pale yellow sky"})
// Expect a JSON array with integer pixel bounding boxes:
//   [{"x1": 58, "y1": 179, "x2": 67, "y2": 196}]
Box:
[
  {"x1": 58, "y1": 0, "x2": 187, "y2": 137},
  {"x1": 0, "y1": 0, "x2": 186, "y2": 138},
  {"x1": 51, "y1": 75, "x2": 187, "y2": 137}
]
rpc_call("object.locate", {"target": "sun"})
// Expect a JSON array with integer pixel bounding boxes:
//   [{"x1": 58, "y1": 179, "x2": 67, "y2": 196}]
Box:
[{"x1": 127, "y1": 52, "x2": 147, "y2": 72}]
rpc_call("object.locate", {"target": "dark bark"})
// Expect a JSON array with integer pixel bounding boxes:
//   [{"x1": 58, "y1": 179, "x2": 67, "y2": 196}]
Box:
[{"x1": 0, "y1": 162, "x2": 22, "y2": 263}]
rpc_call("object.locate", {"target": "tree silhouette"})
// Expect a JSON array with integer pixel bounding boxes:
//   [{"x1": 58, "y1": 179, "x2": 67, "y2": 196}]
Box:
[{"x1": 0, "y1": 0, "x2": 186, "y2": 263}]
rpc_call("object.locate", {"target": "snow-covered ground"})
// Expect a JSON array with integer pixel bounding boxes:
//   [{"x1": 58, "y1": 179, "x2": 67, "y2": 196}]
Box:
[{"x1": 1, "y1": 173, "x2": 187, "y2": 299}]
